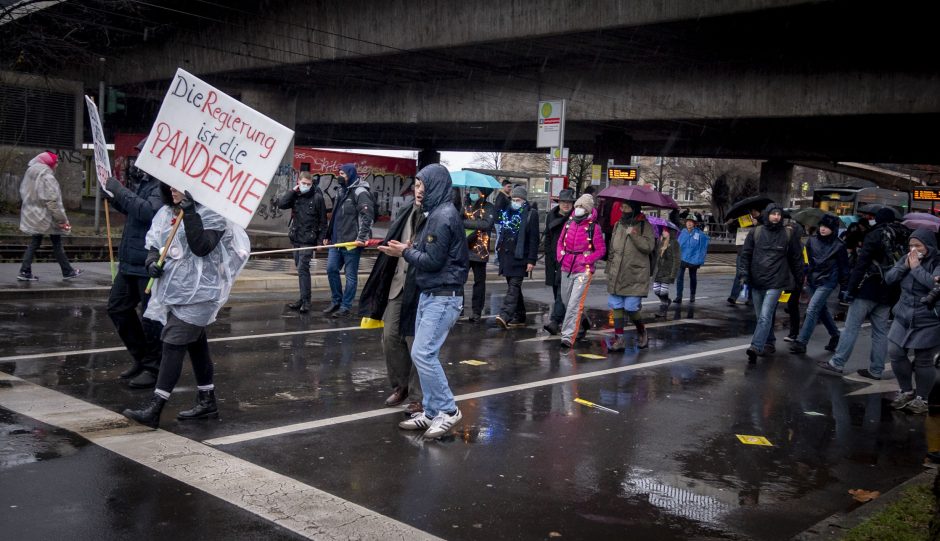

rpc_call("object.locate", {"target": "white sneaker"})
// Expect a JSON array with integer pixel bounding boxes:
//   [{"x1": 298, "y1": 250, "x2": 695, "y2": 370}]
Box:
[
  {"x1": 398, "y1": 412, "x2": 432, "y2": 431},
  {"x1": 905, "y1": 397, "x2": 929, "y2": 414},
  {"x1": 423, "y1": 408, "x2": 462, "y2": 439},
  {"x1": 889, "y1": 391, "x2": 915, "y2": 410}
]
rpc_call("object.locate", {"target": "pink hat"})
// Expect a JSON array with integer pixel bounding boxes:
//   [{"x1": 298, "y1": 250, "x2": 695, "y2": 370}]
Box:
[{"x1": 36, "y1": 152, "x2": 58, "y2": 168}]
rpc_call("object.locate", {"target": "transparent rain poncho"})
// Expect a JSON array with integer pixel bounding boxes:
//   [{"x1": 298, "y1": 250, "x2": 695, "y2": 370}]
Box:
[{"x1": 143, "y1": 204, "x2": 250, "y2": 327}]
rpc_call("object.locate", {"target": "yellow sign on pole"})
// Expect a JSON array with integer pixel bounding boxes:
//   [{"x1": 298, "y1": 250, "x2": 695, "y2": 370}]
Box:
[{"x1": 736, "y1": 434, "x2": 773, "y2": 446}]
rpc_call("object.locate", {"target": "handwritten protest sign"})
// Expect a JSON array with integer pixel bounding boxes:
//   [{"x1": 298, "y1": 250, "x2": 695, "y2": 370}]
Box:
[
  {"x1": 84, "y1": 95, "x2": 113, "y2": 197},
  {"x1": 135, "y1": 68, "x2": 294, "y2": 228}
]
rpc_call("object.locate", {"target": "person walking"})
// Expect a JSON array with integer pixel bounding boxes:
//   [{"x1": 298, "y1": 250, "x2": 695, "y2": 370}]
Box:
[
  {"x1": 494, "y1": 186, "x2": 540, "y2": 329},
  {"x1": 323, "y1": 164, "x2": 374, "y2": 318},
  {"x1": 652, "y1": 225, "x2": 681, "y2": 318},
  {"x1": 100, "y1": 146, "x2": 166, "y2": 389},
  {"x1": 543, "y1": 188, "x2": 576, "y2": 335},
  {"x1": 379, "y1": 164, "x2": 469, "y2": 439},
  {"x1": 605, "y1": 201, "x2": 655, "y2": 351},
  {"x1": 738, "y1": 203, "x2": 804, "y2": 364},
  {"x1": 17, "y1": 151, "x2": 81, "y2": 281},
  {"x1": 359, "y1": 183, "x2": 427, "y2": 412},
  {"x1": 122, "y1": 188, "x2": 250, "y2": 428},
  {"x1": 883, "y1": 229, "x2": 940, "y2": 415},
  {"x1": 789, "y1": 213, "x2": 848, "y2": 354},
  {"x1": 277, "y1": 171, "x2": 327, "y2": 313},
  {"x1": 556, "y1": 194, "x2": 606, "y2": 348},
  {"x1": 819, "y1": 208, "x2": 906, "y2": 379},
  {"x1": 462, "y1": 187, "x2": 496, "y2": 322},
  {"x1": 675, "y1": 214, "x2": 709, "y2": 304}
]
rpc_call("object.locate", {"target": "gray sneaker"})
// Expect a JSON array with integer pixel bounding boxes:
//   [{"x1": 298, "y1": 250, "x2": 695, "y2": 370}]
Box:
[
  {"x1": 889, "y1": 391, "x2": 915, "y2": 410},
  {"x1": 398, "y1": 412, "x2": 433, "y2": 431},
  {"x1": 816, "y1": 360, "x2": 843, "y2": 375},
  {"x1": 904, "y1": 397, "x2": 929, "y2": 414},
  {"x1": 423, "y1": 408, "x2": 462, "y2": 439}
]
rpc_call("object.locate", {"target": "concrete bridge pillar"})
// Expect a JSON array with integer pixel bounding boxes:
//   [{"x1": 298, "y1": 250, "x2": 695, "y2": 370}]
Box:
[
  {"x1": 418, "y1": 148, "x2": 440, "y2": 170},
  {"x1": 759, "y1": 160, "x2": 794, "y2": 208}
]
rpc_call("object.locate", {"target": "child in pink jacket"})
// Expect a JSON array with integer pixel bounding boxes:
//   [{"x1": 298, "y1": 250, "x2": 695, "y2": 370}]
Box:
[{"x1": 556, "y1": 195, "x2": 607, "y2": 348}]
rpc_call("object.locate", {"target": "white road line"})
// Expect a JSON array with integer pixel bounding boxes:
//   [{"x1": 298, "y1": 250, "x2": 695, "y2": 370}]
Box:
[
  {"x1": 204, "y1": 342, "x2": 750, "y2": 446},
  {"x1": 0, "y1": 371, "x2": 441, "y2": 541},
  {"x1": 0, "y1": 325, "x2": 370, "y2": 363}
]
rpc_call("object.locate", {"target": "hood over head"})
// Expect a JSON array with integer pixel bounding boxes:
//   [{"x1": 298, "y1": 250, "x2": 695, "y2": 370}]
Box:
[
  {"x1": 339, "y1": 164, "x2": 358, "y2": 185},
  {"x1": 910, "y1": 228, "x2": 937, "y2": 259},
  {"x1": 31, "y1": 151, "x2": 57, "y2": 169},
  {"x1": 762, "y1": 202, "x2": 784, "y2": 228},
  {"x1": 875, "y1": 208, "x2": 898, "y2": 224},
  {"x1": 819, "y1": 213, "x2": 841, "y2": 234},
  {"x1": 416, "y1": 164, "x2": 453, "y2": 214}
]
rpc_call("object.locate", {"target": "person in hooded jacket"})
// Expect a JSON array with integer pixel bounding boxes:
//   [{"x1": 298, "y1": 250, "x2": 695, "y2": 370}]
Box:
[
  {"x1": 100, "y1": 139, "x2": 166, "y2": 389},
  {"x1": 462, "y1": 187, "x2": 495, "y2": 322},
  {"x1": 882, "y1": 228, "x2": 940, "y2": 415},
  {"x1": 323, "y1": 164, "x2": 374, "y2": 318},
  {"x1": 494, "y1": 186, "x2": 540, "y2": 329},
  {"x1": 277, "y1": 171, "x2": 327, "y2": 313},
  {"x1": 17, "y1": 151, "x2": 81, "y2": 281},
  {"x1": 652, "y1": 225, "x2": 681, "y2": 318},
  {"x1": 606, "y1": 200, "x2": 655, "y2": 351},
  {"x1": 789, "y1": 213, "x2": 848, "y2": 354},
  {"x1": 556, "y1": 194, "x2": 606, "y2": 348},
  {"x1": 675, "y1": 214, "x2": 709, "y2": 304},
  {"x1": 738, "y1": 202, "x2": 804, "y2": 363},
  {"x1": 380, "y1": 164, "x2": 469, "y2": 439},
  {"x1": 819, "y1": 208, "x2": 905, "y2": 379},
  {"x1": 543, "y1": 188, "x2": 576, "y2": 335}
]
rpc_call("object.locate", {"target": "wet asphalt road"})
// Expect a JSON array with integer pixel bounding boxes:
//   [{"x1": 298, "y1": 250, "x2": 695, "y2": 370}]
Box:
[{"x1": 1, "y1": 275, "x2": 937, "y2": 540}]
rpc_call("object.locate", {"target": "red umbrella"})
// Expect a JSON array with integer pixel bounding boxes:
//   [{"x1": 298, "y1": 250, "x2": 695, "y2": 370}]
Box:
[{"x1": 597, "y1": 184, "x2": 679, "y2": 209}]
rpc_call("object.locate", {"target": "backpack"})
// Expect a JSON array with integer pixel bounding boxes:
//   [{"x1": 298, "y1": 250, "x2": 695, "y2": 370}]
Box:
[{"x1": 874, "y1": 223, "x2": 910, "y2": 278}]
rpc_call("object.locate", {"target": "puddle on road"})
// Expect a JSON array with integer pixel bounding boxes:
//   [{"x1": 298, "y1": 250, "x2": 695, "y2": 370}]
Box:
[{"x1": 0, "y1": 408, "x2": 88, "y2": 470}]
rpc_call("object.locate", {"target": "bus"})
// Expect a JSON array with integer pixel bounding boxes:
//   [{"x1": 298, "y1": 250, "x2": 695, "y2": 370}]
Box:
[{"x1": 812, "y1": 186, "x2": 909, "y2": 216}]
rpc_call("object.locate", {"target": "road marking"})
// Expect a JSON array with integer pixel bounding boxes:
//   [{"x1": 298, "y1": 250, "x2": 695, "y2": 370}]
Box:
[
  {"x1": 0, "y1": 371, "x2": 441, "y2": 541},
  {"x1": 204, "y1": 342, "x2": 750, "y2": 446},
  {"x1": 0, "y1": 325, "x2": 371, "y2": 363},
  {"x1": 515, "y1": 318, "x2": 720, "y2": 342}
]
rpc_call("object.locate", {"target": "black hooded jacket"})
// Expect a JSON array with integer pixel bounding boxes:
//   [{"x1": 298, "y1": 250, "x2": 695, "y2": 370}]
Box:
[
  {"x1": 402, "y1": 164, "x2": 470, "y2": 293},
  {"x1": 847, "y1": 210, "x2": 907, "y2": 305},
  {"x1": 544, "y1": 205, "x2": 570, "y2": 286},
  {"x1": 276, "y1": 185, "x2": 327, "y2": 245},
  {"x1": 108, "y1": 175, "x2": 164, "y2": 276},
  {"x1": 737, "y1": 203, "x2": 804, "y2": 290},
  {"x1": 326, "y1": 164, "x2": 374, "y2": 244}
]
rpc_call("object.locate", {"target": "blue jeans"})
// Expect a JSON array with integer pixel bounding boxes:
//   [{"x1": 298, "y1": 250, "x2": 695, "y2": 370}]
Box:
[
  {"x1": 751, "y1": 288, "x2": 782, "y2": 351},
  {"x1": 797, "y1": 286, "x2": 839, "y2": 344},
  {"x1": 830, "y1": 298, "x2": 890, "y2": 375},
  {"x1": 412, "y1": 292, "x2": 462, "y2": 417},
  {"x1": 326, "y1": 247, "x2": 362, "y2": 309},
  {"x1": 675, "y1": 262, "x2": 699, "y2": 300}
]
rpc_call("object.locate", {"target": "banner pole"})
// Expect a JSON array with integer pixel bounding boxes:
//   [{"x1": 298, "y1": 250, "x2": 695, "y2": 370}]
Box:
[
  {"x1": 145, "y1": 209, "x2": 185, "y2": 294},
  {"x1": 104, "y1": 199, "x2": 116, "y2": 281}
]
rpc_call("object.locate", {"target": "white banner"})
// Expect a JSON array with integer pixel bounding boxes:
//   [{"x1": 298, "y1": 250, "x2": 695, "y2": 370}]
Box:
[
  {"x1": 549, "y1": 147, "x2": 569, "y2": 176},
  {"x1": 84, "y1": 95, "x2": 113, "y2": 197},
  {"x1": 135, "y1": 68, "x2": 295, "y2": 229},
  {"x1": 536, "y1": 100, "x2": 564, "y2": 148}
]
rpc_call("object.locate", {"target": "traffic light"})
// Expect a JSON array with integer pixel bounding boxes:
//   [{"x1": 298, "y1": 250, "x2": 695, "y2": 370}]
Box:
[{"x1": 105, "y1": 87, "x2": 126, "y2": 114}]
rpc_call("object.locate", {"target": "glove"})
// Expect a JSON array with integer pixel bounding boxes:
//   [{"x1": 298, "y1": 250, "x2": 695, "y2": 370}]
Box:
[
  {"x1": 179, "y1": 190, "x2": 196, "y2": 212},
  {"x1": 146, "y1": 260, "x2": 164, "y2": 278},
  {"x1": 105, "y1": 176, "x2": 123, "y2": 197}
]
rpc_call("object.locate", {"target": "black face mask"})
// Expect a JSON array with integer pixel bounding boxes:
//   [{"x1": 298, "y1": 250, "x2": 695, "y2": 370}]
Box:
[{"x1": 128, "y1": 166, "x2": 150, "y2": 185}]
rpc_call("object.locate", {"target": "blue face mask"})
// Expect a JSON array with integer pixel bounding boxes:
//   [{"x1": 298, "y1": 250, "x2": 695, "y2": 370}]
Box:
[
  {"x1": 299, "y1": 184, "x2": 311, "y2": 194},
  {"x1": 511, "y1": 201, "x2": 523, "y2": 210},
  {"x1": 469, "y1": 193, "x2": 480, "y2": 202}
]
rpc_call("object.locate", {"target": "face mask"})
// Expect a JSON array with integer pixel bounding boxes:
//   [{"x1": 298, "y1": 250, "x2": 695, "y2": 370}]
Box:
[
  {"x1": 469, "y1": 193, "x2": 480, "y2": 202},
  {"x1": 868, "y1": 219, "x2": 876, "y2": 226},
  {"x1": 574, "y1": 207, "x2": 586, "y2": 217},
  {"x1": 299, "y1": 185, "x2": 311, "y2": 194},
  {"x1": 511, "y1": 201, "x2": 523, "y2": 211}
]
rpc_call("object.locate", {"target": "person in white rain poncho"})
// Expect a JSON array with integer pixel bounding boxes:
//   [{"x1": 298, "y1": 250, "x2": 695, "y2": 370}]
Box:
[{"x1": 122, "y1": 187, "x2": 249, "y2": 429}]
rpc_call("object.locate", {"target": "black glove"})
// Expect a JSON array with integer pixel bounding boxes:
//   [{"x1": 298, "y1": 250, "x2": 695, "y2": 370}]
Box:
[
  {"x1": 179, "y1": 190, "x2": 196, "y2": 212},
  {"x1": 146, "y1": 260, "x2": 164, "y2": 278},
  {"x1": 105, "y1": 176, "x2": 123, "y2": 197}
]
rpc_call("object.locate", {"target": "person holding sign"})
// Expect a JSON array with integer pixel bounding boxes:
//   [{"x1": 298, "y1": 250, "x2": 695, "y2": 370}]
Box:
[
  {"x1": 17, "y1": 152, "x2": 81, "y2": 281},
  {"x1": 100, "y1": 139, "x2": 168, "y2": 388},
  {"x1": 323, "y1": 164, "x2": 374, "y2": 318},
  {"x1": 277, "y1": 171, "x2": 327, "y2": 313},
  {"x1": 122, "y1": 188, "x2": 250, "y2": 428}
]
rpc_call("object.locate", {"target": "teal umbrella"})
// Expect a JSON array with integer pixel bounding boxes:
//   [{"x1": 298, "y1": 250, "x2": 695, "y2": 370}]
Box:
[{"x1": 450, "y1": 170, "x2": 501, "y2": 189}]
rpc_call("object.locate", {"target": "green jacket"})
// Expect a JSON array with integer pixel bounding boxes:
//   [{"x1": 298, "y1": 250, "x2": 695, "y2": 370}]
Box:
[
  {"x1": 606, "y1": 218, "x2": 655, "y2": 296},
  {"x1": 653, "y1": 235, "x2": 681, "y2": 284}
]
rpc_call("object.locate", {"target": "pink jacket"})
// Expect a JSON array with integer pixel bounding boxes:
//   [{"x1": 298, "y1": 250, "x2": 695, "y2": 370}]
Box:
[{"x1": 556, "y1": 209, "x2": 607, "y2": 274}]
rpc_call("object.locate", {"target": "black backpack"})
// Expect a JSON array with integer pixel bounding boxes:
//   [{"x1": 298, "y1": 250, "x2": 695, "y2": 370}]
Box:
[{"x1": 874, "y1": 223, "x2": 910, "y2": 278}]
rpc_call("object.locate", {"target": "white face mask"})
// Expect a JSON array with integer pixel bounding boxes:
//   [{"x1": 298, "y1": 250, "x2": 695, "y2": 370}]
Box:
[
  {"x1": 868, "y1": 219, "x2": 876, "y2": 226},
  {"x1": 574, "y1": 207, "x2": 587, "y2": 217}
]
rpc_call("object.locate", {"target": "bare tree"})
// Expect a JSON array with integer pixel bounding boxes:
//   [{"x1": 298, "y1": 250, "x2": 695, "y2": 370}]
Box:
[
  {"x1": 471, "y1": 151, "x2": 501, "y2": 170},
  {"x1": 678, "y1": 158, "x2": 760, "y2": 219},
  {"x1": 567, "y1": 153, "x2": 593, "y2": 195}
]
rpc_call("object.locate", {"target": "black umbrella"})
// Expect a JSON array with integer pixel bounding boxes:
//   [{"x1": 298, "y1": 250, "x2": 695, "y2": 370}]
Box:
[{"x1": 725, "y1": 195, "x2": 774, "y2": 221}]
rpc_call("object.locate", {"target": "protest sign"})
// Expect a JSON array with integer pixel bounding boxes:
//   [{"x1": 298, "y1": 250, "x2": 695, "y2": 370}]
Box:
[
  {"x1": 84, "y1": 95, "x2": 113, "y2": 197},
  {"x1": 135, "y1": 68, "x2": 294, "y2": 228}
]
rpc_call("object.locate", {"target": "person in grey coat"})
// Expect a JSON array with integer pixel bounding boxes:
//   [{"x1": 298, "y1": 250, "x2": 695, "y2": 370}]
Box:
[{"x1": 884, "y1": 228, "x2": 940, "y2": 414}]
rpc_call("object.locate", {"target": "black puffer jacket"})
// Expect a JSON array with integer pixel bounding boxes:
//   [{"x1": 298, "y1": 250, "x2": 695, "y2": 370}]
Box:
[
  {"x1": 108, "y1": 176, "x2": 164, "y2": 277},
  {"x1": 403, "y1": 164, "x2": 469, "y2": 293},
  {"x1": 277, "y1": 186, "x2": 327, "y2": 245},
  {"x1": 543, "y1": 205, "x2": 569, "y2": 287},
  {"x1": 737, "y1": 203, "x2": 804, "y2": 290}
]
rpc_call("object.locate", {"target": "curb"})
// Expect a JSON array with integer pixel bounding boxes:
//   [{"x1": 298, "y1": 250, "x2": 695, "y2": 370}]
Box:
[{"x1": 792, "y1": 468, "x2": 938, "y2": 540}]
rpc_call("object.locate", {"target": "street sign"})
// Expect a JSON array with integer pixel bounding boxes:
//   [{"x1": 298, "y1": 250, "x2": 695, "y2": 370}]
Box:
[
  {"x1": 549, "y1": 147, "x2": 569, "y2": 175},
  {"x1": 607, "y1": 164, "x2": 638, "y2": 183},
  {"x1": 912, "y1": 187, "x2": 940, "y2": 201},
  {"x1": 536, "y1": 100, "x2": 565, "y2": 148},
  {"x1": 591, "y1": 164, "x2": 602, "y2": 185}
]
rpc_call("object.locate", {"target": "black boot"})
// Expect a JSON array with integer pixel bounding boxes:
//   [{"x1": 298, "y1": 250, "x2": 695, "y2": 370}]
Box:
[
  {"x1": 287, "y1": 299, "x2": 303, "y2": 310},
  {"x1": 177, "y1": 390, "x2": 218, "y2": 420},
  {"x1": 119, "y1": 362, "x2": 144, "y2": 379},
  {"x1": 298, "y1": 300, "x2": 310, "y2": 313},
  {"x1": 577, "y1": 316, "x2": 591, "y2": 341},
  {"x1": 635, "y1": 321, "x2": 649, "y2": 349},
  {"x1": 122, "y1": 395, "x2": 166, "y2": 429}
]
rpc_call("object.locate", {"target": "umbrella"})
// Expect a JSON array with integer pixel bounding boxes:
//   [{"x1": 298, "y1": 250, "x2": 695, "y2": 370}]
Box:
[
  {"x1": 597, "y1": 184, "x2": 678, "y2": 209},
  {"x1": 725, "y1": 195, "x2": 774, "y2": 221},
  {"x1": 903, "y1": 219, "x2": 940, "y2": 232},
  {"x1": 791, "y1": 208, "x2": 826, "y2": 228},
  {"x1": 903, "y1": 212, "x2": 940, "y2": 224},
  {"x1": 839, "y1": 215, "x2": 859, "y2": 227},
  {"x1": 450, "y1": 170, "x2": 501, "y2": 189},
  {"x1": 857, "y1": 203, "x2": 900, "y2": 219},
  {"x1": 647, "y1": 216, "x2": 678, "y2": 237}
]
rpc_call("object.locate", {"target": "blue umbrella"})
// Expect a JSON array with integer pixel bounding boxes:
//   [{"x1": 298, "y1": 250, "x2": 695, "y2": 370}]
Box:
[{"x1": 450, "y1": 170, "x2": 501, "y2": 189}]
